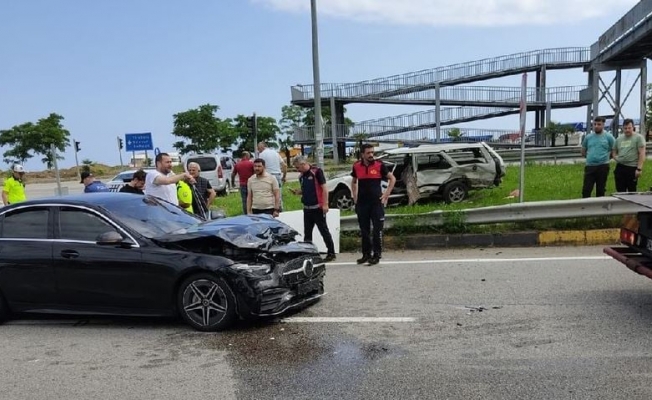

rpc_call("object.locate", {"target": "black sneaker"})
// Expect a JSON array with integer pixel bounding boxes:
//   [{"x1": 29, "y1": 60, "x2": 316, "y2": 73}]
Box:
[
  {"x1": 356, "y1": 256, "x2": 371, "y2": 264},
  {"x1": 367, "y1": 257, "x2": 380, "y2": 266},
  {"x1": 323, "y1": 254, "x2": 336, "y2": 262}
]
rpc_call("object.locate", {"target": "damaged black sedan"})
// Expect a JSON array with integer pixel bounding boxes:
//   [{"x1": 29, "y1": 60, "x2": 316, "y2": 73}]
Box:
[{"x1": 0, "y1": 193, "x2": 325, "y2": 331}]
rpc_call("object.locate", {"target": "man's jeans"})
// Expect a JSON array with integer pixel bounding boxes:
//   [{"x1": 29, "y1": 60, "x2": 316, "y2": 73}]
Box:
[
  {"x1": 239, "y1": 185, "x2": 248, "y2": 215},
  {"x1": 582, "y1": 164, "x2": 610, "y2": 198},
  {"x1": 272, "y1": 173, "x2": 283, "y2": 211}
]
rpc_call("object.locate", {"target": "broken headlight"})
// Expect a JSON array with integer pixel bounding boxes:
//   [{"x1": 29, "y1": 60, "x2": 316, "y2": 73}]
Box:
[{"x1": 230, "y1": 263, "x2": 272, "y2": 274}]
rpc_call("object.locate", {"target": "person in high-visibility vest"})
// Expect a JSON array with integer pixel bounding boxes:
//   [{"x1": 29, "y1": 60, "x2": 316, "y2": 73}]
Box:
[
  {"x1": 177, "y1": 178, "x2": 194, "y2": 214},
  {"x1": 2, "y1": 164, "x2": 27, "y2": 206}
]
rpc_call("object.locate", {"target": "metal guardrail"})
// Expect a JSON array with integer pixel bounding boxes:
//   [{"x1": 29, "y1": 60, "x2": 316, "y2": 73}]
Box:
[
  {"x1": 292, "y1": 126, "x2": 531, "y2": 144},
  {"x1": 340, "y1": 197, "x2": 648, "y2": 232},
  {"x1": 498, "y1": 144, "x2": 652, "y2": 163}
]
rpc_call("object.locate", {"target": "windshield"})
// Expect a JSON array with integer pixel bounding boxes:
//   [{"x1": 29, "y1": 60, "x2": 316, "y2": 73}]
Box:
[
  {"x1": 111, "y1": 172, "x2": 134, "y2": 182},
  {"x1": 100, "y1": 196, "x2": 202, "y2": 238}
]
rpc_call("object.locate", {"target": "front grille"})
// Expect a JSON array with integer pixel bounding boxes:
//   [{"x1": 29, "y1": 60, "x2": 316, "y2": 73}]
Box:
[
  {"x1": 282, "y1": 255, "x2": 324, "y2": 285},
  {"x1": 108, "y1": 184, "x2": 124, "y2": 192}
]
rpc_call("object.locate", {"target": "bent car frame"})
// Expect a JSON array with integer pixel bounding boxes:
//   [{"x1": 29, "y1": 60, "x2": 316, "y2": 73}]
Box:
[
  {"x1": 326, "y1": 142, "x2": 505, "y2": 209},
  {"x1": 0, "y1": 193, "x2": 325, "y2": 331}
]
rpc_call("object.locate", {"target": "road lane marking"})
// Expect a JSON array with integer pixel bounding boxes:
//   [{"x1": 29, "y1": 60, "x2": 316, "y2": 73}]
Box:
[
  {"x1": 282, "y1": 317, "x2": 417, "y2": 323},
  {"x1": 328, "y1": 256, "x2": 612, "y2": 266}
]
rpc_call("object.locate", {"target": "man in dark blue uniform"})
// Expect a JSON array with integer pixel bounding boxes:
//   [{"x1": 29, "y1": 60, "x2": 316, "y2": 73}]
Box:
[
  {"x1": 81, "y1": 171, "x2": 110, "y2": 193},
  {"x1": 351, "y1": 144, "x2": 396, "y2": 265},
  {"x1": 291, "y1": 155, "x2": 336, "y2": 262}
]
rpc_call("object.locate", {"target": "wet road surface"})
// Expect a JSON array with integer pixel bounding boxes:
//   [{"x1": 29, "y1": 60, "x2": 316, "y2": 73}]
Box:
[{"x1": 2, "y1": 246, "x2": 652, "y2": 399}]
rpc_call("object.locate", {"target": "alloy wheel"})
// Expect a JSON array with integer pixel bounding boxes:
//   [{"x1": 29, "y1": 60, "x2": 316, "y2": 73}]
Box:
[{"x1": 181, "y1": 279, "x2": 229, "y2": 329}]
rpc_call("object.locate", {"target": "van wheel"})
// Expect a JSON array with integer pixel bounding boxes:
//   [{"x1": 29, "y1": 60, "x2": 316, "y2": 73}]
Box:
[
  {"x1": 443, "y1": 181, "x2": 467, "y2": 204},
  {"x1": 332, "y1": 188, "x2": 354, "y2": 210}
]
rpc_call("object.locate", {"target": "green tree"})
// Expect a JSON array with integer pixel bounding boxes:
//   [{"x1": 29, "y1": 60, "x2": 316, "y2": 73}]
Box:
[
  {"x1": 280, "y1": 105, "x2": 306, "y2": 136},
  {"x1": 301, "y1": 106, "x2": 354, "y2": 127},
  {"x1": 277, "y1": 136, "x2": 294, "y2": 166},
  {"x1": 81, "y1": 158, "x2": 94, "y2": 165},
  {"x1": 35, "y1": 113, "x2": 71, "y2": 169},
  {"x1": 171, "y1": 104, "x2": 237, "y2": 155},
  {"x1": 0, "y1": 113, "x2": 70, "y2": 168},
  {"x1": 232, "y1": 115, "x2": 281, "y2": 156},
  {"x1": 542, "y1": 121, "x2": 575, "y2": 147},
  {"x1": 0, "y1": 122, "x2": 38, "y2": 165},
  {"x1": 447, "y1": 127, "x2": 462, "y2": 142}
]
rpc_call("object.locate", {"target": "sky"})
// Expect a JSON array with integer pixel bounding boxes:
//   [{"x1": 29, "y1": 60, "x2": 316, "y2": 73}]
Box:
[{"x1": 0, "y1": 0, "x2": 645, "y2": 170}]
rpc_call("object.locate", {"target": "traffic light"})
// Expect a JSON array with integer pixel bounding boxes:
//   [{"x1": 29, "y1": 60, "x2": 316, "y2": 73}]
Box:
[
  {"x1": 245, "y1": 115, "x2": 257, "y2": 134},
  {"x1": 74, "y1": 141, "x2": 81, "y2": 152},
  {"x1": 118, "y1": 137, "x2": 124, "y2": 150}
]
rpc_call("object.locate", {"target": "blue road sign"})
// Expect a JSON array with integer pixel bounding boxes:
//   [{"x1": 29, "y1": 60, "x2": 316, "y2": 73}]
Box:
[
  {"x1": 125, "y1": 133, "x2": 153, "y2": 152},
  {"x1": 154, "y1": 147, "x2": 161, "y2": 156}
]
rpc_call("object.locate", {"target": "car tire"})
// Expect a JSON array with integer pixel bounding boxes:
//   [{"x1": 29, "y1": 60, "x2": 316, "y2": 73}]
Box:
[
  {"x1": 443, "y1": 181, "x2": 468, "y2": 204},
  {"x1": 332, "y1": 188, "x2": 354, "y2": 210},
  {"x1": 218, "y1": 181, "x2": 230, "y2": 197},
  {"x1": 177, "y1": 273, "x2": 237, "y2": 332}
]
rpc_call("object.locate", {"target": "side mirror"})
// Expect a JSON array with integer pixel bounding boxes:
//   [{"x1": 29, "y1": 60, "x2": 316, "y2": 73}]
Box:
[{"x1": 96, "y1": 231, "x2": 135, "y2": 248}]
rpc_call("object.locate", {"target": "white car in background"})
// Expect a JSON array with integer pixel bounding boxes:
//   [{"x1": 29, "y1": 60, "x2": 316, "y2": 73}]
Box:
[
  {"x1": 181, "y1": 153, "x2": 235, "y2": 196},
  {"x1": 326, "y1": 142, "x2": 505, "y2": 209},
  {"x1": 106, "y1": 168, "x2": 156, "y2": 192}
]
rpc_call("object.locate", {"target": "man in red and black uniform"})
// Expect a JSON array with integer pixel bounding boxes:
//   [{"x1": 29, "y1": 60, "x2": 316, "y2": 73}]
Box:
[
  {"x1": 351, "y1": 144, "x2": 396, "y2": 265},
  {"x1": 292, "y1": 155, "x2": 336, "y2": 262}
]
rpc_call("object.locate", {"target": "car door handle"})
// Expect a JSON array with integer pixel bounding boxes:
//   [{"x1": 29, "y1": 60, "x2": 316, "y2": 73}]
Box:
[{"x1": 60, "y1": 250, "x2": 80, "y2": 259}]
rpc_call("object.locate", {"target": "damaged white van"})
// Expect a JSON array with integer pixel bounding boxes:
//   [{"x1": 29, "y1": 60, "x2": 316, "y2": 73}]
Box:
[{"x1": 326, "y1": 142, "x2": 505, "y2": 209}]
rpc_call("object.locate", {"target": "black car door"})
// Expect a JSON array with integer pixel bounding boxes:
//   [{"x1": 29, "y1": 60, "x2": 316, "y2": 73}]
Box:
[
  {"x1": 0, "y1": 206, "x2": 56, "y2": 310},
  {"x1": 52, "y1": 206, "x2": 174, "y2": 313}
]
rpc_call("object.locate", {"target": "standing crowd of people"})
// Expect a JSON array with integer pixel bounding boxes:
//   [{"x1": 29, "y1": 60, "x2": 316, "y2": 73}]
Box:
[
  {"x1": 5, "y1": 126, "x2": 645, "y2": 266},
  {"x1": 581, "y1": 116, "x2": 646, "y2": 197}
]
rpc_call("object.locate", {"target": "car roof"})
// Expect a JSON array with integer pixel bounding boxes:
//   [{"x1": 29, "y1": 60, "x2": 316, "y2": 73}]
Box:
[
  {"x1": 2, "y1": 193, "x2": 145, "y2": 211},
  {"x1": 382, "y1": 142, "x2": 488, "y2": 155}
]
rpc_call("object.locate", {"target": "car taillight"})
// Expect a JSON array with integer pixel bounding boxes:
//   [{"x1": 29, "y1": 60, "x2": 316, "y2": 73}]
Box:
[
  {"x1": 217, "y1": 165, "x2": 223, "y2": 179},
  {"x1": 620, "y1": 228, "x2": 636, "y2": 245}
]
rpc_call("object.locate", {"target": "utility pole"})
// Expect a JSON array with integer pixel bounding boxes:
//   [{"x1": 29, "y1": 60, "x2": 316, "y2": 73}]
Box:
[
  {"x1": 254, "y1": 113, "x2": 258, "y2": 157},
  {"x1": 311, "y1": 0, "x2": 324, "y2": 169},
  {"x1": 51, "y1": 144, "x2": 63, "y2": 196}
]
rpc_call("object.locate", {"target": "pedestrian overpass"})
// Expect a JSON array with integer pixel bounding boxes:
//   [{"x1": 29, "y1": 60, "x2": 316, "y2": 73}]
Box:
[{"x1": 290, "y1": 0, "x2": 652, "y2": 152}]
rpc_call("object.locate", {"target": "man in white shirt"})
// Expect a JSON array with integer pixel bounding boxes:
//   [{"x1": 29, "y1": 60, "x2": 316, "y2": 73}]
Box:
[
  {"x1": 257, "y1": 142, "x2": 287, "y2": 210},
  {"x1": 145, "y1": 152, "x2": 194, "y2": 205}
]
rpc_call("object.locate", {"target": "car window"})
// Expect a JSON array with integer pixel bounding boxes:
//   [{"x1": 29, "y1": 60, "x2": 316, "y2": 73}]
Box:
[
  {"x1": 1, "y1": 208, "x2": 49, "y2": 239},
  {"x1": 221, "y1": 157, "x2": 233, "y2": 169},
  {"x1": 416, "y1": 154, "x2": 450, "y2": 170},
  {"x1": 118, "y1": 172, "x2": 134, "y2": 182},
  {"x1": 188, "y1": 157, "x2": 217, "y2": 171},
  {"x1": 58, "y1": 207, "x2": 121, "y2": 242}
]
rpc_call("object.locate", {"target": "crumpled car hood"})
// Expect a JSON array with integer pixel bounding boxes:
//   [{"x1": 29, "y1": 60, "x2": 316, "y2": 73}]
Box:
[{"x1": 154, "y1": 214, "x2": 308, "y2": 251}]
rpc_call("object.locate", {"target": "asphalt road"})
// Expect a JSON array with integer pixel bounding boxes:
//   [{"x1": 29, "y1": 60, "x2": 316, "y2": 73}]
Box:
[
  {"x1": 2, "y1": 246, "x2": 652, "y2": 399},
  {"x1": 22, "y1": 172, "x2": 303, "y2": 200}
]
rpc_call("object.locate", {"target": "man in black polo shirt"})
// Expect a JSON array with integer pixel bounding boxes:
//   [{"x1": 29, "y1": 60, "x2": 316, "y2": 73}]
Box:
[
  {"x1": 351, "y1": 143, "x2": 396, "y2": 266},
  {"x1": 291, "y1": 155, "x2": 336, "y2": 262},
  {"x1": 119, "y1": 169, "x2": 146, "y2": 194}
]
